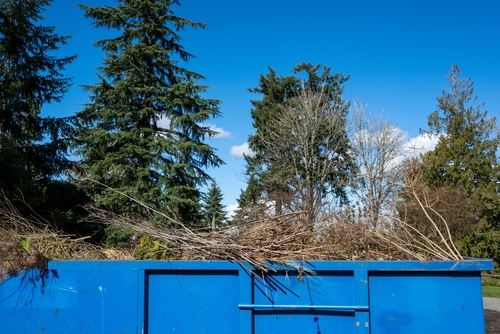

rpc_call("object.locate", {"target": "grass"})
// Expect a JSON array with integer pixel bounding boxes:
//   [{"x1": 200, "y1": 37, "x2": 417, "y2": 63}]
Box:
[
  {"x1": 483, "y1": 276, "x2": 500, "y2": 298},
  {"x1": 483, "y1": 285, "x2": 500, "y2": 298}
]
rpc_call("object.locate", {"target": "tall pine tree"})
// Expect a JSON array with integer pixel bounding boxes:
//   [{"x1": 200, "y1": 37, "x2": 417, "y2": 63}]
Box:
[
  {"x1": 236, "y1": 63, "x2": 354, "y2": 222},
  {"x1": 0, "y1": 0, "x2": 78, "y2": 223},
  {"x1": 242, "y1": 67, "x2": 299, "y2": 217},
  {"x1": 420, "y1": 64, "x2": 500, "y2": 227},
  {"x1": 201, "y1": 181, "x2": 227, "y2": 228},
  {"x1": 401, "y1": 64, "x2": 500, "y2": 240},
  {"x1": 73, "y1": 0, "x2": 223, "y2": 225}
]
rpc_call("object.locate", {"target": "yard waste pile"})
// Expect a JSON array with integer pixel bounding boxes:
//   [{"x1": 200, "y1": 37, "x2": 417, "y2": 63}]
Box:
[
  {"x1": 0, "y1": 185, "x2": 464, "y2": 276},
  {"x1": 0, "y1": 196, "x2": 105, "y2": 280}
]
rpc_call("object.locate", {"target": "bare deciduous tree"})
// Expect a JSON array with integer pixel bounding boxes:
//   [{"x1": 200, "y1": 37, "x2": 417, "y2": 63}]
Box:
[
  {"x1": 260, "y1": 87, "x2": 355, "y2": 223},
  {"x1": 350, "y1": 99, "x2": 406, "y2": 228}
]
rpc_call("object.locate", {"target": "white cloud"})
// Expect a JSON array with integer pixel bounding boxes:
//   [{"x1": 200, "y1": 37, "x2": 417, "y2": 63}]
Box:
[
  {"x1": 403, "y1": 133, "x2": 441, "y2": 157},
  {"x1": 355, "y1": 129, "x2": 441, "y2": 172},
  {"x1": 204, "y1": 123, "x2": 231, "y2": 138},
  {"x1": 230, "y1": 142, "x2": 254, "y2": 158},
  {"x1": 226, "y1": 203, "x2": 239, "y2": 217}
]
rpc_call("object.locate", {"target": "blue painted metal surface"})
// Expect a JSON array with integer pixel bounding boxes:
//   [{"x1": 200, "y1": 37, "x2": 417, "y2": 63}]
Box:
[{"x1": 0, "y1": 259, "x2": 493, "y2": 333}]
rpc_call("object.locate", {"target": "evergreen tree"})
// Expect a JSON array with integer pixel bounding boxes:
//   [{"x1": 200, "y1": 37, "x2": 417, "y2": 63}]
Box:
[
  {"x1": 239, "y1": 63, "x2": 354, "y2": 221},
  {"x1": 0, "y1": 0, "x2": 81, "y2": 228},
  {"x1": 241, "y1": 67, "x2": 299, "y2": 217},
  {"x1": 419, "y1": 64, "x2": 500, "y2": 228},
  {"x1": 73, "y1": 0, "x2": 223, "y2": 225},
  {"x1": 201, "y1": 181, "x2": 227, "y2": 228}
]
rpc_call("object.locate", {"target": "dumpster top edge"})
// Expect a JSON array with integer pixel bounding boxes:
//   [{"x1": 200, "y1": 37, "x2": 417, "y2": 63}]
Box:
[{"x1": 41, "y1": 258, "x2": 494, "y2": 272}]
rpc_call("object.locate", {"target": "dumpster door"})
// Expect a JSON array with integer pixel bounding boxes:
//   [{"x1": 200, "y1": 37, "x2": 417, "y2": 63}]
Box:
[
  {"x1": 146, "y1": 269, "x2": 240, "y2": 333},
  {"x1": 246, "y1": 270, "x2": 369, "y2": 334}
]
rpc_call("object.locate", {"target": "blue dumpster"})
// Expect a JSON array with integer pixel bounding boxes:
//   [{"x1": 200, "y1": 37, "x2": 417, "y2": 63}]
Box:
[{"x1": 0, "y1": 259, "x2": 493, "y2": 333}]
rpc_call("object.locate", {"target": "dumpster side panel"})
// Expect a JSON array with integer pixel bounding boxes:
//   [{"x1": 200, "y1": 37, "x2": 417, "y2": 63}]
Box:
[
  {"x1": 0, "y1": 259, "x2": 493, "y2": 333},
  {"x1": 146, "y1": 269, "x2": 240, "y2": 333},
  {"x1": 369, "y1": 271, "x2": 485, "y2": 334},
  {"x1": 0, "y1": 266, "x2": 140, "y2": 333}
]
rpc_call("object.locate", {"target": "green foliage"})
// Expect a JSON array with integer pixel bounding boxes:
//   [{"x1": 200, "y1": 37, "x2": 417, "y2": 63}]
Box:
[
  {"x1": 134, "y1": 235, "x2": 180, "y2": 260},
  {"x1": 19, "y1": 237, "x2": 32, "y2": 251},
  {"x1": 231, "y1": 188, "x2": 269, "y2": 223},
  {"x1": 73, "y1": 0, "x2": 223, "y2": 226},
  {"x1": 0, "y1": 0, "x2": 75, "y2": 180},
  {"x1": 399, "y1": 182, "x2": 485, "y2": 240},
  {"x1": 201, "y1": 181, "x2": 227, "y2": 228},
  {"x1": 420, "y1": 64, "x2": 500, "y2": 227},
  {"x1": 0, "y1": 0, "x2": 88, "y2": 233},
  {"x1": 41, "y1": 181, "x2": 99, "y2": 239},
  {"x1": 402, "y1": 65, "x2": 500, "y2": 246},
  {"x1": 239, "y1": 62, "x2": 354, "y2": 221},
  {"x1": 482, "y1": 276, "x2": 500, "y2": 288},
  {"x1": 103, "y1": 225, "x2": 135, "y2": 248},
  {"x1": 456, "y1": 229, "x2": 500, "y2": 274},
  {"x1": 240, "y1": 65, "x2": 308, "y2": 217}
]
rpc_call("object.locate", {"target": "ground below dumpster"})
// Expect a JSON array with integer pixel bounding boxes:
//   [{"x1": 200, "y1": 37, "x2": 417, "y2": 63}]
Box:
[
  {"x1": 485, "y1": 309, "x2": 500, "y2": 334},
  {"x1": 485, "y1": 297, "x2": 500, "y2": 334}
]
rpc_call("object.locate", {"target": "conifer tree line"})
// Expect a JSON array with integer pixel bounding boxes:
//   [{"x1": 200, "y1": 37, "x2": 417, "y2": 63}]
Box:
[
  {"x1": 0, "y1": 0, "x2": 226, "y2": 242},
  {"x1": 1, "y1": 0, "x2": 499, "y2": 266}
]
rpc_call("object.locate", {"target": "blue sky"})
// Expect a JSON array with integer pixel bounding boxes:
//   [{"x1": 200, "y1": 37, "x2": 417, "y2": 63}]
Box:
[{"x1": 41, "y1": 0, "x2": 500, "y2": 214}]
